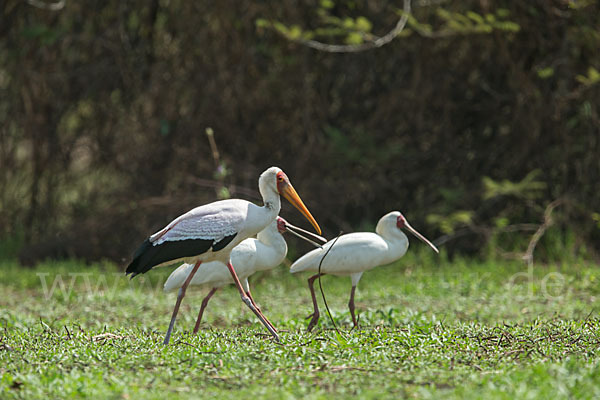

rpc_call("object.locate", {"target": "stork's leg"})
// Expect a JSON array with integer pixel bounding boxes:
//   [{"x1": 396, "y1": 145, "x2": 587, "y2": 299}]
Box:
[
  {"x1": 192, "y1": 287, "x2": 218, "y2": 334},
  {"x1": 348, "y1": 285, "x2": 358, "y2": 329},
  {"x1": 163, "y1": 260, "x2": 202, "y2": 345},
  {"x1": 306, "y1": 273, "x2": 323, "y2": 332},
  {"x1": 225, "y1": 261, "x2": 280, "y2": 341},
  {"x1": 245, "y1": 288, "x2": 277, "y2": 333}
]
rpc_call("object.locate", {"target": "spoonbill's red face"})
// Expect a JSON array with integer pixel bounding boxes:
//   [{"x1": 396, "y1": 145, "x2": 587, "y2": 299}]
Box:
[
  {"x1": 395, "y1": 212, "x2": 439, "y2": 253},
  {"x1": 275, "y1": 170, "x2": 321, "y2": 235},
  {"x1": 276, "y1": 217, "x2": 287, "y2": 234},
  {"x1": 396, "y1": 214, "x2": 406, "y2": 229}
]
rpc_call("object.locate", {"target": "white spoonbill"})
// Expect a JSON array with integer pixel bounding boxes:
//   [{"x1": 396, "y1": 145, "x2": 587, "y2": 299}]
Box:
[
  {"x1": 126, "y1": 167, "x2": 321, "y2": 344},
  {"x1": 290, "y1": 211, "x2": 438, "y2": 331},
  {"x1": 163, "y1": 216, "x2": 327, "y2": 334}
]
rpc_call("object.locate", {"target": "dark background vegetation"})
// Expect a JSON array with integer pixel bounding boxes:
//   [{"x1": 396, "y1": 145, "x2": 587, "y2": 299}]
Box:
[{"x1": 0, "y1": 0, "x2": 598, "y2": 266}]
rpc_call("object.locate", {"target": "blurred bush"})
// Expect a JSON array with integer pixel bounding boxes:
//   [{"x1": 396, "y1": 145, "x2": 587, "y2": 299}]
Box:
[{"x1": 0, "y1": 0, "x2": 598, "y2": 265}]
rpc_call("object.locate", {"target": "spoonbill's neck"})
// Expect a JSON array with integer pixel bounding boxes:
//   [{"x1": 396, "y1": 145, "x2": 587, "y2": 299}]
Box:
[
  {"x1": 379, "y1": 230, "x2": 409, "y2": 264},
  {"x1": 257, "y1": 224, "x2": 284, "y2": 247},
  {"x1": 255, "y1": 228, "x2": 287, "y2": 271}
]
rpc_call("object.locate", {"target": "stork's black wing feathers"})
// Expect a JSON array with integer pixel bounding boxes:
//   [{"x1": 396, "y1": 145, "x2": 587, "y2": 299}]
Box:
[
  {"x1": 126, "y1": 233, "x2": 237, "y2": 278},
  {"x1": 212, "y1": 234, "x2": 237, "y2": 252},
  {"x1": 126, "y1": 238, "x2": 212, "y2": 278}
]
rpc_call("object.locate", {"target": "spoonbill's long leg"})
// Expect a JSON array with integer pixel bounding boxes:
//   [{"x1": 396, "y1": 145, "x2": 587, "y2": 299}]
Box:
[
  {"x1": 306, "y1": 273, "x2": 324, "y2": 332},
  {"x1": 192, "y1": 287, "x2": 218, "y2": 334},
  {"x1": 348, "y1": 285, "x2": 358, "y2": 328}
]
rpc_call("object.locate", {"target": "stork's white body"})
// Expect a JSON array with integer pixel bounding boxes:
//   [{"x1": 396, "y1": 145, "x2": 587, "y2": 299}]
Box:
[
  {"x1": 163, "y1": 219, "x2": 288, "y2": 293},
  {"x1": 149, "y1": 192, "x2": 280, "y2": 268},
  {"x1": 126, "y1": 166, "x2": 322, "y2": 344}
]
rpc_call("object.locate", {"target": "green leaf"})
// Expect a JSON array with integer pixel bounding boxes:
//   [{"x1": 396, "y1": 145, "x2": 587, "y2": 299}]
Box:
[
  {"x1": 447, "y1": 20, "x2": 465, "y2": 31},
  {"x1": 218, "y1": 186, "x2": 231, "y2": 200},
  {"x1": 474, "y1": 24, "x2": 493, "y2": 33},
  {"x1": 342, "y1": 17, "x2": 355, "y2": 29},
  {"x1": 494, "y1": 217, "x2": 510, "y2": 228},
  {"x1": 568, "y1": 0, "x2": 595, "y2": 9},
  {"x1": 320, "y1": 0, "x2": 335, "y2": 9},
  {"x1": 453, "y1": 12, "x2": 473, "y2": 26},
  {"x1": 576, "y1": 67, "x2": 600, "y2": 85},
  {"x1": 255, "y1": 19, "x2": 270, "y2": 28},
  {"x1": 592, "y1": 212, "x2": 600, "y2": 228},
  {"x1": 355, "y1": 16, "x2": 372, "y2": 32},
  {"x1": 466, "y1": 11, "x2": 484, "y2": 24},
  {"x1": 345, "y1": 32, "x2": 363, "y2": 44},
  {"x1": 427, "y1": 211, "x2": 474, "y2": 234},
  {"x1": 483, "y1": 170, "x2": 546, "y2": 200},
  {"x1": 496, "y1": 8, "x2": 510, "y2": 18},
  {"x1": 537, "y1": 67, "x2": 555, "y2": 79},
  {"x1": 436, "y1": 8, "x2": 453, "y2": 21},
  {"x1": 493, "y1": 21, "x2": 520, "y2": 32},
  {"x1": 273, "y1": 22, "x2": 289, "y2": 35},
  {"x1": 287, "y1": 25, "x2": 303, "y2": 40}
]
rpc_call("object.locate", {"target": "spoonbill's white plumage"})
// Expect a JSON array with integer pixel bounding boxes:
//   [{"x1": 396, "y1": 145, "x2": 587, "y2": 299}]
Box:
[
  {"x1": 290, "y1": 211, "x2": 438, "y2": 331},
  {"x1": 163, "y1": 216, "x2": 326, "y2": 333},
  {"x1": 126, "y1": 167, "x2": 321, "y2": 344}
]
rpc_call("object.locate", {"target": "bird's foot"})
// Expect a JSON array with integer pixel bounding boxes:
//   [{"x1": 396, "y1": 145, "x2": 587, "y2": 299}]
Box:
[
  {"x1": 255, "y1": 306, "x2": 278, "y2": 333},
  {"x1": 271, "y1": 333, "x2": 282, "y2": 344},
  {"x1": 306, "y1": 312, "x2": 320, "y2": 332},
  {"x1": 241, "y1": 295, "x2": 280, "y2": 341}
]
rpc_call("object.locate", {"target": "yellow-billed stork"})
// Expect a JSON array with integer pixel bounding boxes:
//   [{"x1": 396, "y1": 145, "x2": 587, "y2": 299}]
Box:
[{"x1": 126, "y1": 167, "x2": 321, "y2": 344}]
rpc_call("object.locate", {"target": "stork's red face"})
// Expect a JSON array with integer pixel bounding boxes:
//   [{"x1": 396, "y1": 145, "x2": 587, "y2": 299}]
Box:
[
  {"x1": 275, "y1": 170, "x2": 321, "y2": 235},
  {"x1": 276, "y1": 171, "x2": 289, "y2": 193}
]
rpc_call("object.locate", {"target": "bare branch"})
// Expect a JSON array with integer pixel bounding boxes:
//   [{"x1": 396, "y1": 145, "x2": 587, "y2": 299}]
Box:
[
  {"x1": 291, "y1": 0, "x2": 411, "y2": 53},
  {"x1": 522, "y1": 198, "x2": 565, "y2": 268},
  {"x1": 205, "y1": 128, "x2": 220, "y2": 169},
  {"x1": 26, "y1": 0, "x2": 65, "y2": 11}
]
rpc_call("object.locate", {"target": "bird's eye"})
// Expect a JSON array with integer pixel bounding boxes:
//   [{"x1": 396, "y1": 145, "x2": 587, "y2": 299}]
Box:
[{"x1": 277, "y1": 174, "x2": 284, "y2": 182}]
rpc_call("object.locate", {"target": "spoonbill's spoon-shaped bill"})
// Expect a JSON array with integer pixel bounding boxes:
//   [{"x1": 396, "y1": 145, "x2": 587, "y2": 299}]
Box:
[
  {"x1": 397, "y1": 214, "x2": 439, "y2": 253},
  {"x1": 282, "y1": 219, "x2": 327, "y2": 247}
]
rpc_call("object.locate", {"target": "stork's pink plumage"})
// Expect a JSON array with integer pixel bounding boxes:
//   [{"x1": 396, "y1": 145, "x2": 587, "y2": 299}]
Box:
[{"x1": 126, "y1": 167, "x2": 321, "y2": 344}]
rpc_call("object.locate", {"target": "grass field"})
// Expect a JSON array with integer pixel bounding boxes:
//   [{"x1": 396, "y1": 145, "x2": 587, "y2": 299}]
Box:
[{"x1": 1, "y1": 252, "x2": 600, "y2": 399}]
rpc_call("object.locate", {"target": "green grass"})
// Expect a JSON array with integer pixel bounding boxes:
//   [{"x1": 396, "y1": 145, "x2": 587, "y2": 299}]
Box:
[{"x1": 1, "y1": 253, "x2": 600, "y2": 399}]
